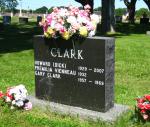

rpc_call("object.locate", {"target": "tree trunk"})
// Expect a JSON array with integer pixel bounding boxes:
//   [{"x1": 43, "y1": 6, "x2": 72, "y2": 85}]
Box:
[
  {"x1": 123, "y1": 0, "x2": 137, "y2": 23},
  {"x1": 143, "y1": 0, "x2": 150, "y2": 10},
  {"x1": 101, "y1": 0, "x2": 115, "y2": 34},
  {"x1": 128, "y1": 5, "x2": 136, "y2": 23}
]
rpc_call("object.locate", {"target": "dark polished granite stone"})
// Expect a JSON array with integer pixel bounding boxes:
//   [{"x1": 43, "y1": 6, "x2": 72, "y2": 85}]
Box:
[
  {"x1": 19, "y1": 17, "x2": 28, "y2": 24},
  {"x1": 33, "y1": 36, "x2": 115, "y2": 112},
  {"x1": 3, "y1": 16, "x2": 11, "y2": 25}
]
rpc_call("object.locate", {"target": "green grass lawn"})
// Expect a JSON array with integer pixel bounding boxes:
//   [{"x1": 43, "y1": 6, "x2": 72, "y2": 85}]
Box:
[{"x1": 0, "y1": 17, "x2": 150, "y2": 127}]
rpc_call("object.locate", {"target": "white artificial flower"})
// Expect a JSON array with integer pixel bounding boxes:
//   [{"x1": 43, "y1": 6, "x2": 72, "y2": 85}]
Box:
[
  {"x1": 77, "y1": 16, "x2": 88, "y2": 24},
  {"x1": 10, "y1": 84, "x2": 28, "y2": 101},
  {"x1": 15, "y1": 100, "x2": 24, "y2": 107},
  {"x1": 5, "y1": 97, "x2": 11, "y2": 102},
  {"x1": 10, "y1": 106, "x2": 15, "y2": 109},
  {"x1": 59, "y1": 8, "x2": 68, "y2": 17},
  {"x1": 67, "y1": 16, "x2": 77, "y2": 24},
  {"x1": 14, "y1": 94, "x2": 21, "y2": 100},
  {"x1": 90, "y1": 14, "x2": 100, "y2": 24},
  {"x1": 51, "y1": 20, "x2": 56, "y2": 29},
  {"x1": 88, "y1": 30, "x2": 95, "y2": 37},
  {"x1": 12, "y1": 100, "x2": 16, "y2": 105}
]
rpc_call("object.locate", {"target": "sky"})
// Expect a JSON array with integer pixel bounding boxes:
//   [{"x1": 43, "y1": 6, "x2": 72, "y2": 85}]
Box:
[{"x1": 17, "y1": 0, "x2": 148, "y2": 10}]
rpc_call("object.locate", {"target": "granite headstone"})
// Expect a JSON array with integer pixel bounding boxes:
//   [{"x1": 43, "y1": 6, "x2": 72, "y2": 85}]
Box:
[
  {"x1": 33, "y1": 36, "x2": 115, "y2": 112},
  {"x1": 37, "y1": 16, "x2": 42, "y2": 25},
  {"x1": 140, "y1": 18, "x2": 149, "y2": 24},
  {"x1": 19, "y1": 17, "x2": 28, "y2": 24},
  {"x1": 3, "y1": 16, "x2": 11, "y2": 25},
  {"x1": 115, "y1": 16, "x2": 122, "y2": 23}
]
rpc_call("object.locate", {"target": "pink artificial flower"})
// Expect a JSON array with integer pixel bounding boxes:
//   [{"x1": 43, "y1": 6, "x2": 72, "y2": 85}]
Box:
[
  {"x1": 53, "y1": 7, "x2": 59, "y2": 13},
  {"x1": 143, "y1": 114, "x2": 149, "y2": 120},
  {"x1": 84, "y1": 4, "x2": 91, "y2": 14},
  {"x1": 69, "y1": 7, "x2": 79, "y2": 16},
  {"x1": 43, "y1": 23, "x2": 48, "y2": 33},
  {"x1": 55, "y1": 23, "x2": 62, "y2": 30},
  {"x1": 86, "y1": 22, "x2": 95, "y2": 31},
  {"x1": 84, "y1": 4, "x2": 91, "y2": 10},
  {"x1": 79, "y1": 10, "x2": 89, "y2": 17},
  {"x1": 46, "y1": 14, "x2": 52, "y2": 25},
  {"x1": 24, "y1": 101, "x2": 32, "y2": 110},
  {"x1": 72, "y1": 23, "x2": 80, "y2": 30}
]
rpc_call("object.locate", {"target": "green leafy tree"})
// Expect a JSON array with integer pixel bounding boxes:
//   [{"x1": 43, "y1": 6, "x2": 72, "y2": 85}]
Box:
[
  {"x1": 5, "y1": 0, "x2": 18, "y2": 10},
  {"x1": 48, "y1": 7, "x2": 53, "y2": 13},
  {"x1": 35, "y1": 6, "x2": 48, "y2": 14},
  {"x1": 136, "y1": 8, "x2": 149, "y2": 18},
  {"x1": 115, "y1": 8, "x2": 127, "y2": 16},
  {"x1": 0, "y1": 0, "x2": 18, "y2": 12},
  {"x1": 0, "y1": 0, "x2": 5, "y2": 7},
  {"x1": 0, "y1": 0, "x2": 6, "y2": 12}
]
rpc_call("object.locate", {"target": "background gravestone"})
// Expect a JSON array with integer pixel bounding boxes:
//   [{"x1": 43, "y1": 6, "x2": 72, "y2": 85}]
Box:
[
  {"x1": 19, "y1": 17, "x2": 28, "y2": 24},
  {"x1": 34, "y1": 36, "x2": 115, "y2": 112},
  {"x1": 140, "y1": 18, "x2": 149, "y2": 24},
  {"x1": 115, "y1": 16, "x2": 122, "y2": 23},
  {"x1": 37, "y1": 16, "x2": 42, "y2": 25},
  {"x1": 3, "y1": 16, "x2": 11, "y2": 25}
]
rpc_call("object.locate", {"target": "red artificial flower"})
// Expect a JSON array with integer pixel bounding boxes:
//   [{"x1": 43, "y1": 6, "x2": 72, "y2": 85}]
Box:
[
  {"x1": 138, "y1": 103, "x2": 145, "y2": 109},
  {"x1": 5, "y1": 92, "x2": 13, "y2": 100},
  {"x1": 136, "y1": 98, "x2": 145, "y2": 103},
  {"x1": 141, "y1": 109, "x2": 146, "y2": 113},
  {"x1": 145, "y1": 104, "x2": 150, "y2": 110},
  {"x1": 145, "y1": 95, "x2": 150, "y2": 101}
]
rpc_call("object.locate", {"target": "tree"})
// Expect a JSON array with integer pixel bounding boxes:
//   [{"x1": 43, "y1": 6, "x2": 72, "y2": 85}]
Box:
[
  {"x1": 0, "y1": 0, "x2": 6, "y2": 12},
  {"x1": 48, "y1": 7, "x2": 53, "y2": 13},
  {"x1": 0, "y1": 0, "x2": 18, "y2": 13},
  {"x1": 75, "y1": 0, "x2": 94, "y2": 13},
  {"x1": 35, "y1": 6, "x2": 48, "y2": 14},
  {"x1": 115, "y1": 8, "x2": 127, "y2": 16},
  {"x1": 101, "y1": 0, "x2": 115, "y2": 33},
  {"x1": 143, "y1": 0, "x2": 150, "y2": 10},
  {"x1": 5, "y1": 0, "x2": 18, "y2": 10},
  {"x1": 136, "y1": 8, "x2": 149, "y2": 18},
  {"x1": 123, "y1": 0, "x2": 137, "y2": 23},
  {"x1": 0, "y1": 0, "x2": 5, "y2": 7}
]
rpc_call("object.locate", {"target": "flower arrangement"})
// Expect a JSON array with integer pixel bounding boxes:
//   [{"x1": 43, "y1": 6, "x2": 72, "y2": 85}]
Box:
[
  {"x1": 135, "y1": 95, "x2": 150, "y2": 121},
  {"x1": 40, "y1": 5, "x2": 100, "y2": 40},
  {"x1": 0, "y1": 84, "x2": 32, "y2": 110}
]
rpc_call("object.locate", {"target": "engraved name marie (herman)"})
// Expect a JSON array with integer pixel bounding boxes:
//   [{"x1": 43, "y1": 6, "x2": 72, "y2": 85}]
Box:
[{"x1": 50, "y1": 48, "x2": 83, "y2": 60}]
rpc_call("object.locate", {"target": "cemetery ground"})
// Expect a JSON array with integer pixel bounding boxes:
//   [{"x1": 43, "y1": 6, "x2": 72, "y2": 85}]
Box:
[{"x1": 0, "y1": 17, "x2": 150, "y2": 127}]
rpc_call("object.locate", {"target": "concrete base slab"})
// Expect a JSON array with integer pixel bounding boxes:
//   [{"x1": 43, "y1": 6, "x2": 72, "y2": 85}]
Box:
[
  {"x1": 28, "y1": 95, "x2": 129, "y2": 122},
  {"x1": 146, "y1": 31, "x2": 150, "y2": 35}
]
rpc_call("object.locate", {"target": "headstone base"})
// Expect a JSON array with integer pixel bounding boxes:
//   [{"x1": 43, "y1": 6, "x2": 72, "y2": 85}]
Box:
[
  {"x1": 28, "y1": 95, "x2": 128, "y2": 122},
  {"x1": 146, "y1": 31, "x2": 150, "y2": 35}
]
